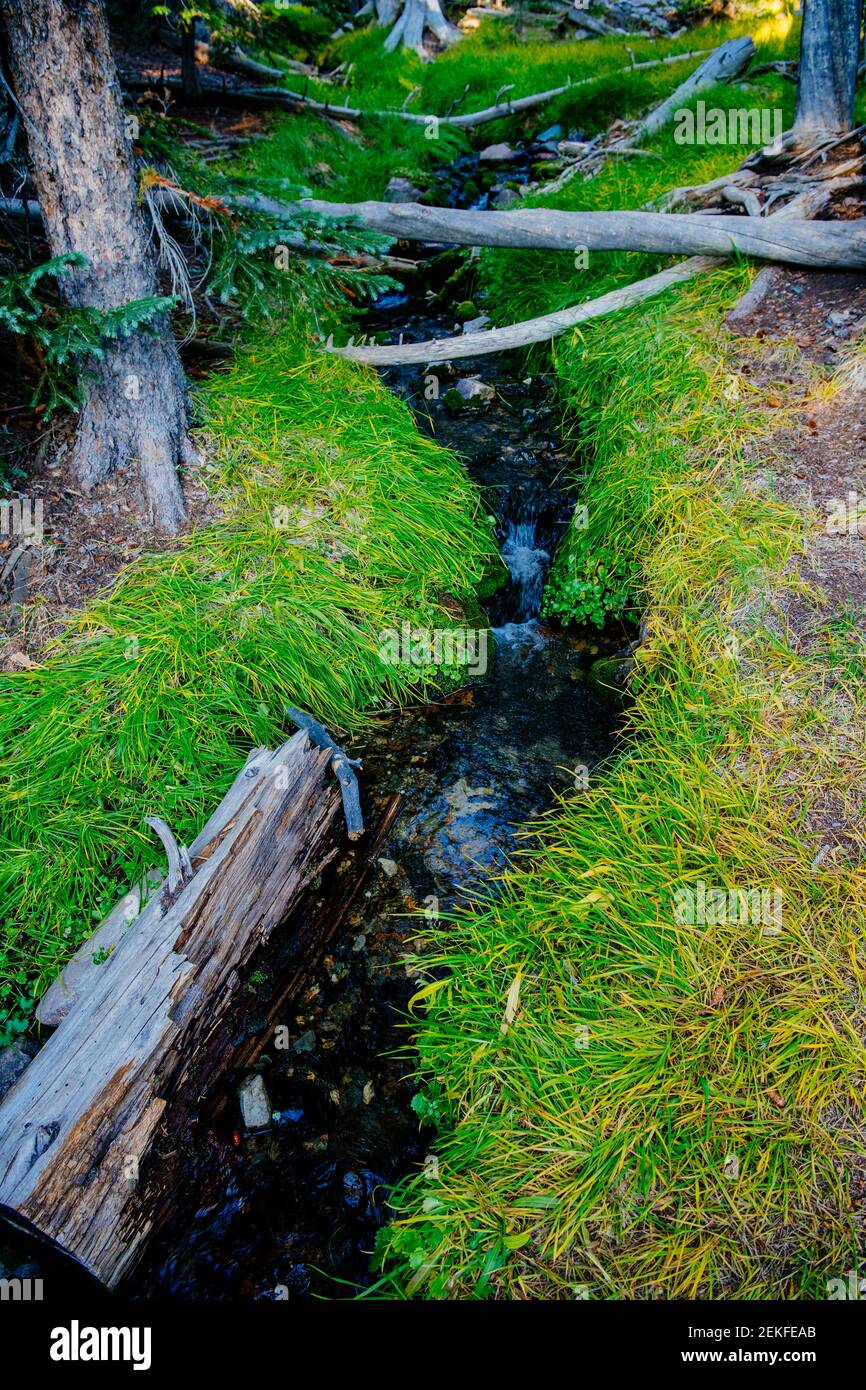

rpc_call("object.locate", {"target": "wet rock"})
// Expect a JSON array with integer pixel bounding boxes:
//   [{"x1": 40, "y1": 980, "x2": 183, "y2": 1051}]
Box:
[
  {"x1": 463, "y1": 313, "x2": 491, "y2": 334},
  {"x1": 377, "y1": 857, "x2": 398, "y2": 877},
  {"x1": 491, "y1": 186, "x2": 521, "y2": 209},
  {"x1": 383, "y1": 176, "x2": 423, "y2": 203},
  {"x1": 343, "y1": 1171, "x2": 364, "y2": 1208},
  {"x1": 479, "y1": 142, "x2": 515, "y2": 163},
  {"x1": 238, "y1": 1073, "x2": 272, "y2": 1130},
  {"x1": 0, "y1": 1037, "x2": 39, "y2": 1103},
  {"x1": 293, "y1": 1028, "x2": 317, "y2": 1054},
  {"x1": 538, "y1": 124, "x2": 562, "y2": 141},
  {"x1": 453, "y1": 378, "x2": 495, "y2": 408},
  {"x1": 588, "y1": 651, "x2": 635, "y2": 699}
]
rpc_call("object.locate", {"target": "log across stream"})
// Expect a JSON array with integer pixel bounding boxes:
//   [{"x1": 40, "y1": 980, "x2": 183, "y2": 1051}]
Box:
[{"x1": 126, "y1": 270, "x2": 633, "y2": 1299}]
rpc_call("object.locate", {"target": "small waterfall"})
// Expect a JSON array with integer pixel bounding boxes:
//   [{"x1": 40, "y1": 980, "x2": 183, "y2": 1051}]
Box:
[{"x1": 488, "y1": 480, "x2": 567, "y2": 631}]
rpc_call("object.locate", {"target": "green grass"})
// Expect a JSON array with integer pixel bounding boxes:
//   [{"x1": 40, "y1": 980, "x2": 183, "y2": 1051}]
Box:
[
  {"x1": 0, "y1": 94, "x2": 503, "y2": 1042},
  {"x1": 371, "y1": 283, "x2": 866, "y2": 1298},
  {"x1": 348, "y1": 10, "x2": 866, "y2": 1300}
]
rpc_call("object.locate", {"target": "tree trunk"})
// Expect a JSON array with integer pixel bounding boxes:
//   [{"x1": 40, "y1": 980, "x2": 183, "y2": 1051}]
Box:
[
  {"x1": 794, "y1": 0, "x2": 863, "y2": 137},
  {"x1": 0, "y1": 0, "x2": 191, "y2": 532},
  {"x1": 383, "y1": 0, "x2": 462, "y2": 54},
  {"x1": 179, "y1": 15, "x2": 202, "y2": 102}
]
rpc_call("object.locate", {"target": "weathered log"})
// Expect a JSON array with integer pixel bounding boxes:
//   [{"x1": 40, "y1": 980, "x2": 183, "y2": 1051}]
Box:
[
  {"x1": 299, "y1": 197, "x2": 866, "y2": 268},
  {"x1": 334, "y1": 255, "x2": 719, "y2": 363},
  {"x1": 329, "y1": 162, "x2": 860, "y2": 364},
  {"x1": 119, "y1": 47, "x2": 706, "y2": 130},
  {"x1": 630, "y1": 36, "x2": 755, "y2": 142},
  {"x1": 0, "y1": 731, "x2": 349, "y2": 1286}
]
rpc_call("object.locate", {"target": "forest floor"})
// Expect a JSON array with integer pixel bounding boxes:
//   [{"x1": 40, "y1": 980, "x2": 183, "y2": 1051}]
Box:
[{"x1": 1, "y1": 6, "x2": 865, "y2": 1300}]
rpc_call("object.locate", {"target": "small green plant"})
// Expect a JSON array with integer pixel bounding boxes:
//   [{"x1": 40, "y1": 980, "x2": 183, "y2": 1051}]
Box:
[{"x1": 0, "y1": 253, "x2": 174, "y2": 416}]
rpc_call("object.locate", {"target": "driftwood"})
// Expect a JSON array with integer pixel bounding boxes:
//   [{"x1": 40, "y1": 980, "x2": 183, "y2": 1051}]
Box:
[
  {"x1": 0, "y1": 731, "x2": 351, "y2": 1286},
  {"x1": 299, "y1": 197, "x2": 866, "y2": 268},
  {"x1": 332, "y1": 255, "x2": 719, "y2": 363},
  {"x1": 119, "y1": 47, "x2": 707, "y2": 131}
]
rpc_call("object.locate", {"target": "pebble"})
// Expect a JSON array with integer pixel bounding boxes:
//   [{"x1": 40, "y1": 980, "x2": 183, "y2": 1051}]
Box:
[{"x1": 238, "y1": 1073, "x2": 272, "y2": 1131}]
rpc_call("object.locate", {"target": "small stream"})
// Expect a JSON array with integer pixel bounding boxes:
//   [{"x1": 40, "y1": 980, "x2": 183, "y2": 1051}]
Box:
[{"x1": 131, "y1": 234, "x2": 631, "y2": 1304}]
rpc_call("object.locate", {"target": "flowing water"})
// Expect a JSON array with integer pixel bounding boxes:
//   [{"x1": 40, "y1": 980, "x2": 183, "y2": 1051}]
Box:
[{"x1": 131, "y1": 267, "x2": 632, "y2": 1304}]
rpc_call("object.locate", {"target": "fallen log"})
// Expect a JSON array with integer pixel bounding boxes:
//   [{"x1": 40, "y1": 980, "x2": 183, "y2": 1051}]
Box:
[
  {"x1": 299, "y1": 197, "x2": 866, "y2": 268},
  {"x1": 536, "y1": 35, "x2": 755, "y2": 195},
  {"x1": 119, "y1": 47, "x2": 707, "y2": 130},
  {"x1": 326, "y1": 161, "x2": 862, "y2": 365},
  {"x1": 332, "y1": 255, "x2": 720, "y2": 363},
  {"x1": 0, "y1": 730, "x2": 353, "y2": 1286},
  {"x1": 631, "y1": 35, "x2": 755, "y2": 143}
]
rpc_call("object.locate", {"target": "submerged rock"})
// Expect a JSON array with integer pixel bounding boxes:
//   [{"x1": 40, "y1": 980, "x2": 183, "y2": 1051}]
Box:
[
  {"x1": 0, "y1": 1037, "x2": 39, "y2": 1104},
  {"x1": 238, "y1": 1073, "x2": 272, "y2": 1131},
  {"x1": 479, "y1": 142, "x2": 515, "y2": 163}
]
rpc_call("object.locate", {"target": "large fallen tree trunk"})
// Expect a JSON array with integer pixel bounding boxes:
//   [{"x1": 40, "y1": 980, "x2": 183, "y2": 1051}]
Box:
[
  {"x1": 536, "y1": 35, "x2": 755, "y2": 196},
  {"x1": 299, "y1": 197, "x2": 866, "y2": 268},
  {"x1": 321, "y1": 158, "x2": 862, "y2": 364},
  {"x1": 0, "y1": 730, "x2": 357, "y2": 1286}
]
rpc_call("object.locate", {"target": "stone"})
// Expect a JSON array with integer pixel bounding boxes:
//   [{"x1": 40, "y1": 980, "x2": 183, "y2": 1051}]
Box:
[
  {"x1": 463, "y1": 314, "x2": 491, "y2": 334},
  {"x1": 538, "y1": 124, "x2": 562, "y2": 141},
  {"x1": 479, "y1": 142, "x2": 515, "y2": 163},
  {"x1": 238, "y1": 1073, "x2": 272, "y2": 1130},
  {"x1": 454, "y1": 377, "x2": 495, "y2": 404},
  {"x1": 383, "y1": 175, "x2": 423, "y2": 203},
  {"x1": 491, "y1": 186, "x2": 520, "y2": 210},
  {"x1": 0, "y1": 1037, "x2": 39, "y2": 1104}
]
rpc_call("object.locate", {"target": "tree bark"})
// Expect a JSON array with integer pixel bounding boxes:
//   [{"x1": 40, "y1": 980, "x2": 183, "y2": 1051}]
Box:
[
  {"x1": 794, "y1": 0, "x2": 863, "y2": 137},
  {"x1": 0, "y1": 0, "x2": 191, "y2": 532}
]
